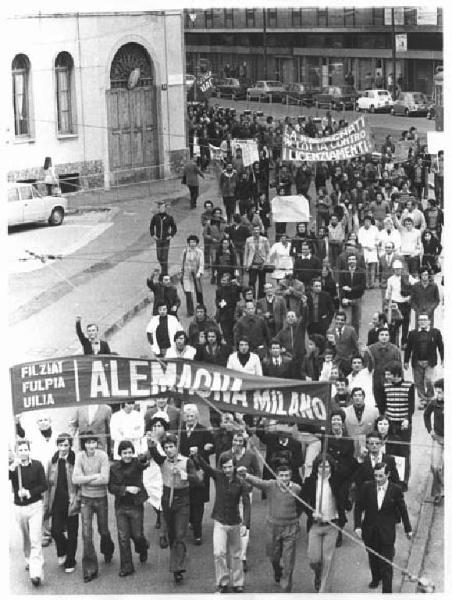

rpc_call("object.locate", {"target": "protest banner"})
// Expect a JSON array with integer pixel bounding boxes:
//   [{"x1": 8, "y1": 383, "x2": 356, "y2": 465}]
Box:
[
  {"x1": 232, "y1": 139, "x2": 259, "y2": 166},
  {"x1": 209, "y1": 143, "x2": 223, "y2": 162},
  {"x1": 10, "y1": 356, "x2": 331, "y2": 425},
  {"x1": 283, "y1": 115, "x2": 374, "y2": 162},
  {"x1": 196, "y1": 70, "x2": 215, "y2": 98},
  {"x1": 271, "y1": 195, "x2": 310, "y2": 223}
]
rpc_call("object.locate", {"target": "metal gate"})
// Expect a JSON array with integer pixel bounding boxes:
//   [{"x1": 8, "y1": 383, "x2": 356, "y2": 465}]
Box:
[{"x1": 106, "y1": 87, "x2": 159, "y2": 184}]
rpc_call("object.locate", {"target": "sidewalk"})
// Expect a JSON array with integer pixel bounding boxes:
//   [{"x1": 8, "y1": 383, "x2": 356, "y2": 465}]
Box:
[{"x1": 9, "y1": 172, "x2": 221, "y2": 365}]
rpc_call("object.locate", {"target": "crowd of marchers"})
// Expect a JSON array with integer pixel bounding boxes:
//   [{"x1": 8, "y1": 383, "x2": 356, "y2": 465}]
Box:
[{"x1": 9, "y1": 102, "x2": 444, "y2": 594}]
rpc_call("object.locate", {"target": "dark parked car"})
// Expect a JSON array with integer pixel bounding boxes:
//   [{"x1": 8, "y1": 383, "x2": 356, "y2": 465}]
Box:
[
  {"x1": 282, "y1": 82, "x2": 319, "y2": 106},
  {"x1": 313, "y1": 85, "x2": 359, "y2": 110},
  {"x1": 391, "y1": 91, "x2": 429, "y2": 116},
  {"x1": 215, "y1": 78, "x2": 247, "y2": 100}
]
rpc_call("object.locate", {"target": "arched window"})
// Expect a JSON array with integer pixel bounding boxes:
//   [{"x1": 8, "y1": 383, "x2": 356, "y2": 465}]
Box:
[
  {"x1": 110, "y1": 43, "x2": 153, "y2": 89},
  {"x1": 55, "y1": 51, "x2": 75, "y2": 134},
  {"x1": 12, "y1": 54, "x2": 30, "y2": 136}
]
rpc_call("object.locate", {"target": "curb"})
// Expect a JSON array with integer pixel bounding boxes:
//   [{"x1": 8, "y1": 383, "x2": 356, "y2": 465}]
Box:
[
  {"x1": 102, "y1": 268, "x2": 182, "y2": 342},
  {"x1": 398, "y1": 472, "x2": 434, "y2": 593}
]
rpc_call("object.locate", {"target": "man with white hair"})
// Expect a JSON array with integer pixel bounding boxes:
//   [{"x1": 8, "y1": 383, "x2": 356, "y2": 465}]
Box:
[
  {"x1": 28, "y1": 413, "x2": 58, "y2": 547},
  {"x1": 179, "y1": 404, "x2": 215, "y2": 545},
  {"x1": 385, "y1": 259, "x2": 417, "y2": 349}
]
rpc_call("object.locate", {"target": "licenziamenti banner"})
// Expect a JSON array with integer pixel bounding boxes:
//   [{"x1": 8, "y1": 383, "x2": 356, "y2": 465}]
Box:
[
  {"x1": 283, "y1": 115, "x2": 374, "y2": 162},
  {"x1": 10, "y1": 356, "x2": 331, "y2": 425}
]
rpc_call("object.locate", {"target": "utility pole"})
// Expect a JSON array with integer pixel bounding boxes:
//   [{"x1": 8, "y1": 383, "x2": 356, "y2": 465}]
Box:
[{"x1": 263, "y1": 9, "x2": 267, "y2": 79}]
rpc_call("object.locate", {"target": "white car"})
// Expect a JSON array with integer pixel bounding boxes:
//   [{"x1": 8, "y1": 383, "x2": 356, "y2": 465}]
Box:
[
  {"x1": 246, "y1": 80, "x2": 286, "y2": 102},
  {"x1": 355, "y1": 89, "x2": 393, "y2": 113},
  {"x1": 8, "y1": 182, "x2": 67, "y2": 227}
]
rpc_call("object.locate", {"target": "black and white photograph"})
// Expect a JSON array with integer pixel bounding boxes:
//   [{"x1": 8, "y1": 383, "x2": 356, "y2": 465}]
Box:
[{"x1": 6, "y1": 0, "x2": 446, "y2": 595}]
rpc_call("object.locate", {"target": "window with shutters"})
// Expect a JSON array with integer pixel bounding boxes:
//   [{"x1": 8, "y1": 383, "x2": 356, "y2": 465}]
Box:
[
  {"x1": 224, "y1": 9, "x2": 234, "y2": 28},
  {"x1": 292, "y1": 9, "x2": 302, "y2": 27},
  {"x1": 267, "y1": 9, "x2": 277, "y2": 27},
  {"x1": 55, "y1": 52, "x2": 75, "y2": 134},
  {"x1": 12, "y1": 54, "x2": 31, "y2": 137}
]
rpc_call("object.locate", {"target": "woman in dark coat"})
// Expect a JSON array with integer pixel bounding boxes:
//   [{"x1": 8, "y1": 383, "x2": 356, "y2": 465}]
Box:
[
  {"x1": 320, "y1": 262, "x2": 338, "y2": 306},
  {"x1": 290, "y1": 222, "x2": 311, "y2": 258}
]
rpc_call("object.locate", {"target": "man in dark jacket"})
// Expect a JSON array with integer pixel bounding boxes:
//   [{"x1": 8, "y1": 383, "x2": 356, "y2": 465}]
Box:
[
  {"x1": 149, "y1": 201, "x2": 178, "y2": 276},
  {"x1": 45, "y1": 434, "x2": 80, "y2": 574},
  {"x1": 9, "y1": 439, "x2": 48, "y2": 587},
  {"x1": 338, "y1": 254, "x2": 366, "y2": 337},
  {"x1": 108, "y1": 441, "x2": 149, "y2": 577},
  {"x1": 262, "y1": 339, "x2": 293, "y2": 378},
  {"x1": 179, "y1": 404, "x2": 215, "y2": 545},
  {"x1": 233, "y1": 300, "x2": 271, "y2": 356},
  {"x1": 147, "y1": 269, "x2": 181, "y2": 316},
  {"x1": 354, "y1": 462, "x2": 412, "y2": 593},
  {"x1": 353, "y1": 431, "x2": 400, "y2": 492},
  {"x1": 215, "y1": 272, "x2": 242, "y2": 345},
  {"x1": 404, "y1": 313, "x2": 444, "y2": 409},
  {"x1": 182, "y1": 158, "x2": 204, "y2": 208},
  {"x1": 306, "y1": 278, "x2": 335, "y2": 337},
  {"x1": 76, "y1": 317, "x2": 111, "y2": 355},
  {"x1": 187, "y1": 305, "x2": 219, "y2": 347},
  {"x1": 293, "y1": 241, "x2": 322, "y2": 288}
]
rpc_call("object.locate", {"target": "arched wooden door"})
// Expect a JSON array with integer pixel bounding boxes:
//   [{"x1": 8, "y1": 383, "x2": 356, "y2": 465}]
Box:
[{"x1": 106, "y1": 43, "x2": 159, "y2": 183}]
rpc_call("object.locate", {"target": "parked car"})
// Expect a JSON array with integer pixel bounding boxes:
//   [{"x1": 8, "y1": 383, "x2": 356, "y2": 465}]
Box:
[
  {"x1": 355, "y1": 89, "x2": 393, "y2": 113},
  {"x1": 8, "y1": 182, "x2": 67, "y2": 227},
  {"x1": 282, "y1": 82, "x2": 319, "y2": 106},
  {"x1": 215, "y1": 78, "x2": 247, "y2": 100},
  {"x1": 313, "y1": 85, "x2": 359, "y2": 110},
  {"x1": 246, "y1": 80, "x2": 287, "y2": 102},
  {"x1": 391, "y1": 91, "x2": 429, "y2": 116}
]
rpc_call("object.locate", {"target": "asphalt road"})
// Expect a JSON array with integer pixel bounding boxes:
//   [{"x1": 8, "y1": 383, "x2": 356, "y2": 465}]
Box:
[
  {"x1": 208, "y1": 96, "x2": 434, "y2": 144},
  {"x1": 8, "y1": 166, "x2": 443, "y2": 593}
]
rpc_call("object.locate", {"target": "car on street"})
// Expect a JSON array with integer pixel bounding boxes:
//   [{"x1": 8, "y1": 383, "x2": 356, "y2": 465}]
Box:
[
  {"x1": 246, "y1": 80, "x2": 287, "y2": 102},
  {"x1": 281, "y1": 82, "x2": 319, "y2": 106},
  {"x1": 355, "y1": 89, "x2": 393, "y2": 113},
  {"x1": 313, "y1": 85, "x2": 359, "y2": 110},
  {"x1": 215, "y1": 77, "x2": 247, "y2": 100},
  {"x1": 8, "y1": 182, "x2": 67, "y2": 227},
  {"x1": 391, "y1": 91, "x2": 430, "y2": 116}
]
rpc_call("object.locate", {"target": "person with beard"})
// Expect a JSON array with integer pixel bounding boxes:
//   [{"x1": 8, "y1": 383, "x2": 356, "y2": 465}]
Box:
[
  {"x1": 187, "y1": 305, "x2": 220, "y2": 348},
  {"x1": 215, "y1": 237, "x2": 240, "y2": 286},
  {"x1": 44, "y1": 434, "x2": 80, "y2": 574},
  {"x1": 300, "y1": 454, "x2": 347, "y2": 592}
]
